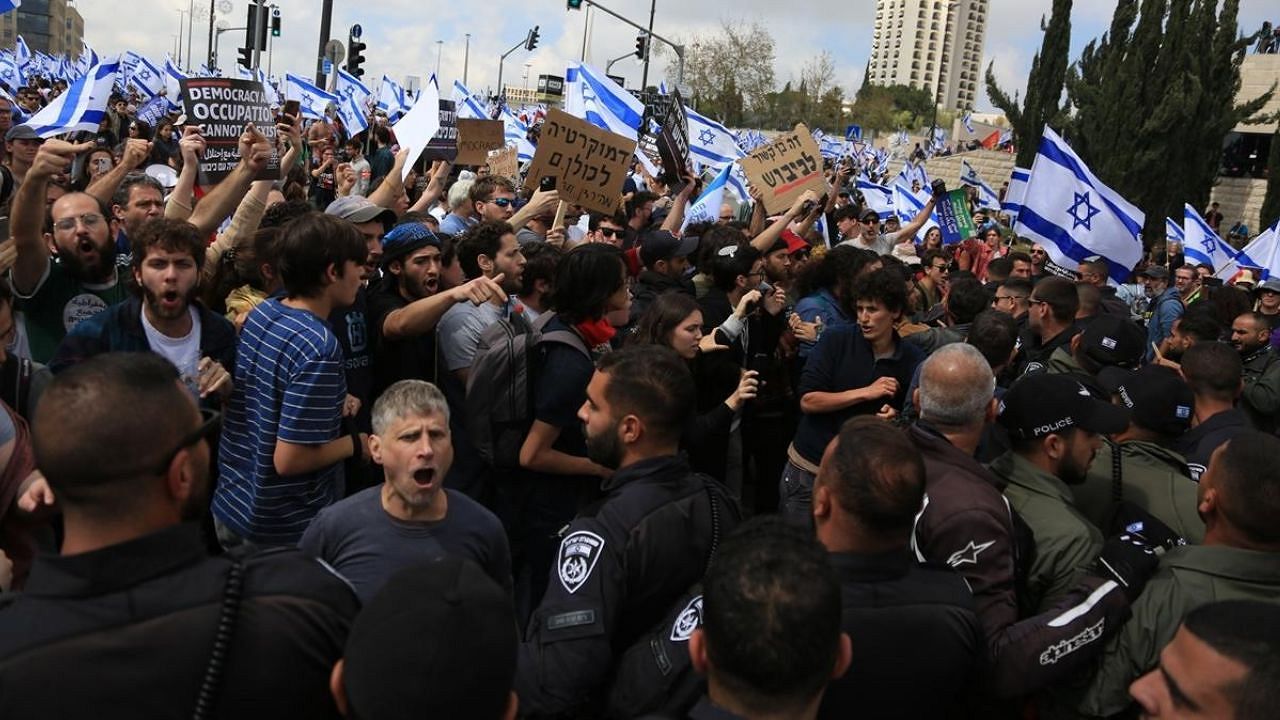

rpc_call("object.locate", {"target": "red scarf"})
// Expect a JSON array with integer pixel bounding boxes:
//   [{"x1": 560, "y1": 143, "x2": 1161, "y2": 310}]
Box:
[{"x1": 575, "y1": 317, "x2": 616, "y2": 347}]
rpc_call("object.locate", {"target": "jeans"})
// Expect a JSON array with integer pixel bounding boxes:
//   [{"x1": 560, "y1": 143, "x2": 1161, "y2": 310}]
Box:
[{"x1": 778, "y1": 460, "x2": 816, "y2": 528}]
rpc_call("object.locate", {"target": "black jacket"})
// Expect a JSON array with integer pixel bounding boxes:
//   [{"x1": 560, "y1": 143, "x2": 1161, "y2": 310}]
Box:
[
  {"x1": 630, "y1": 270, "x2": 694, "y2": 327},
  {"x1": 0, "y1": 524, "x2": 359, "y2": 719},
  {"x1": 516, "y1": 455, "x2": 740, "y2": 717}
]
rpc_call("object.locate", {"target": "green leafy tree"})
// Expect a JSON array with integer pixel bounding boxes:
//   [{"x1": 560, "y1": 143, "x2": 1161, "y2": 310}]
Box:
[
  {"x1": 986, "y1": 0, "x2": 1072, "y2": 168},
  {"x1": 661, "y1": 21, "x2": 775, "y2": 124}
]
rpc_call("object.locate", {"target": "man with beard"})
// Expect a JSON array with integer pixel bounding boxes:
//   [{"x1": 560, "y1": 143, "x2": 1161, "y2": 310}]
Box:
[
  {"x1": 299, "y1": 379, "x2": 510, "y2": 603},
  {"x1": 516, "y1": 345, "x2": 739, "y2": 716},
  {"x1": 47, "y1": 219, "x2": 235, "y2": 408},
  {"x1": 1229, "y1": 311, "x2": 1280, "y2": 433},
  {"x1": 988, "y1": 372, "x2": 1130, "y2": 613},
  {"x1": 10, "y1": 129, "x2": 271, "y2": 363},
  {"x1": 0, "y1": 353, "x2": 360, "y2": 718}
]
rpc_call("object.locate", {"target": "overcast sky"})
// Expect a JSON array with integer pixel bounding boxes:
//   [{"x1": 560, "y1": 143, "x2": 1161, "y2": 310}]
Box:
[{"x1": 79, "y1": 0, "x2": 1273, "y2": 112}]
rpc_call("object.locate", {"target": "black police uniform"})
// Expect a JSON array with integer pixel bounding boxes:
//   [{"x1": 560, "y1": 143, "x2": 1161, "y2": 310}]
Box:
[
  {"x1": 0, "y1": 523, "x2": 359, "y2": 719},
  {"x1": 515, "y1": 455, "x2": 739, "y2": 717}
]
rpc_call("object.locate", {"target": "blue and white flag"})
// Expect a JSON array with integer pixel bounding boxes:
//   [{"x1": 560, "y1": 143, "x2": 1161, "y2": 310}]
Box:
[
  {"x1": 1002, "y1": 166, "x2": 1031, "y2": 221},
  {"x1": 452, "y1": 79, "x2": 488, "y2": 120},
  {"x1": 499, "y1": 105, "x2": 535, "y2": 162},
  {"x1": 336, "y1": 69, "x2": 372, "y2": 107},
  {"x1": 135, "y1": 94, "x2": 169, "y2": 127},
  {"x1": 284, "y1": 73, "x2": 338, "y2": 120},
  {"x1": 960, "y1": 160, "x2": 1000, "y2": 210},
  {"x1": 1217, "y1": 220, "x2": 1280, "y2": 281},
  {"x1": 1165, "y1": 217, "x2": 1185, "y2": 244},
  {"x1": 683, "y1": 163, "x2": 732, "y2": 230},
  {"x1": 124, "y1": 52, "x2": 166, "y2": 101},
  {"x1": 685, "y1": 105, "x2": 744, "y2": 169},
  {"x1": 856, "y1": 178, "x2": 896, "y2": 217},
  {"x1": 163, "y1": 56, "x2": 187, "y2": 110},
  {"x1": 563, "y1": 61, "x2": 643, "y2": 142},
  {"x1": 892, "y1": 175, "x2": 940, "y2": 241},
  {"x1": 0, "y1": 53, "x2": 22, "y2": 90},
  {"x1": 377, "y1": 75, "x2": 408, "y2": 119},
  {"x1": 14, "y1": 35, "x2": 30, "y2": 70},
  {"x1": 1182, "y1": 203, "x2": 1236, "y2": 271},
  {"x1": 962, "y1": 112, "x2": 975, "y2": 134},
  {"x1": 21, "y1": 55, "x2": 120, "y2": 138},
  {"x1": 723, "y1": 163, "x2": 751, "y2": 205},
  {"x1": 0, "y1": 2, "x2": 20, "y2": 17},
  {"x1": 77, "y1": 41, "x2": 98, "y2": 76},
  {"x1": 338, "y1": 90, "x2": 369, "y2": 136},
  {"x1": 1014, "y1": 127, "x2": 1143, "y2": 283}
]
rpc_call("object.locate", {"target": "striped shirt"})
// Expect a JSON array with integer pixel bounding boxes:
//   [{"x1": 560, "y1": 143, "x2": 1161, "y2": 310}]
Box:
[{"x1": 214, "y1": 298, "x2": 346, "y2": 545}]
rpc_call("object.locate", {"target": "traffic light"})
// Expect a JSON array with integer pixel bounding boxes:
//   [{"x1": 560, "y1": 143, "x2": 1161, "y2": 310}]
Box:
[
  {"x1": 525, "y1": 25, "x2": 540, "y2": 52},
  {"x1": 567, "y1": 0, "x2": 584, "y2": 9},
  {"x1": 347, "y1": 29, "x2": 367, "y2": 78},
  {"x1": 270, "y1": 7, "x2": 281, "y2": 37},
  {"x1": 237, "y1": 46, "x2": 254, "y2": 71},
  {"x1": 634, "y1": 33, "x2": 648, "y2": 60}
]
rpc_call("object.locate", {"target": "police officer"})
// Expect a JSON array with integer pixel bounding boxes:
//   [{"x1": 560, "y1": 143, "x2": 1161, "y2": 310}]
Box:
[
  {"x1": 1075, "y1": 365, "x2": 1205, "y2": 543},
  {"x1": 1062, "y1": 431, "x2": 1280, "y2": 717},
  {"x1": 515, "y1": 345, "x2": 740, "y2": 717}
]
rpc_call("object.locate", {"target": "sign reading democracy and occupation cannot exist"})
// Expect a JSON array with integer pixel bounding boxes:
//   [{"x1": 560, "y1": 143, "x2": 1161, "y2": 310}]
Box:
[
  {"x1": 524, "y1": 108, "x2": 632, "y2": 215},
  {"x1": 180, "y1": 78, "x2": 279, "y2": 184},
  {"x1": 738, "y1": 124, "x2": 824, "y2": 215},
  {"x1": 656, "y1": 87, "x2": 690, "y2": 192}
]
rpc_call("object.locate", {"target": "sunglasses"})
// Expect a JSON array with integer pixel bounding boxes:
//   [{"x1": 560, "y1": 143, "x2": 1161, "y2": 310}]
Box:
[
  {"x1": 487, "y1": 197, "x2": 514, "y2": 208},
  {"x1": 597, "y1": 227, "x2": 623, "y2": 238}
]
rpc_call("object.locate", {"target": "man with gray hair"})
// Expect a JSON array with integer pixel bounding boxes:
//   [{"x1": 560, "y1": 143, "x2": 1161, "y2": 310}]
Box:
[
  {"x1": 439, "y1": 177, "x2": 477, "y2": 235},
  {"x1": 908, "y1": 344, "x2": 1143, "y2": 701},
  {"x1": 299, "y1": 379, "x2": 511, "y2": 602}
]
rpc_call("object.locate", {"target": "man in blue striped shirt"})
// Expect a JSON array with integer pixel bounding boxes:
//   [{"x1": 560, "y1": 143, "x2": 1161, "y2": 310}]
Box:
[{"x1": 214, "y1": 212, "x2": 371, "y2": 548}]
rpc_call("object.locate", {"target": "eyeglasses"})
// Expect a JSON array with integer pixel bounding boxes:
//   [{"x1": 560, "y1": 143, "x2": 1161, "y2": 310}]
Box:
[
  {"x1": 486, "y1": 197, "x2": 515, "y2": 208},
  {"x1": 930, "y1": 264, "x2": 949, "y2": 272},
  {"x1": 1028, "y1": 298, "x2": 1048, "y2": 306},
  {"x1": 597, "y1": 227, "x2": 623, "y2": 238},
  {"x1": 152, "y1": 408, "x2": 221, "y2": 476},
  {"x1": 993, "y1": 295, "x2": 1024, "y2": 304},
  {"x1": 53, "y1": 212, "x2": 105, "y2": 232}
]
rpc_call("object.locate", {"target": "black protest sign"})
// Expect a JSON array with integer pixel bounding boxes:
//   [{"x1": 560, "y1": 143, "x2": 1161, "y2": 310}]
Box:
[
  {"x1": 523, "y1": 108, "x2": 632, "y2": 215},
  {"x1": 656, "y1": 87, "x2": 689, "y2": 190},
  {"x1": 180, "y1": 77, "x2": 279, "y2": 184},
  {"x1": 424, "y1": 99, "x2": 457, "y2": 162}
]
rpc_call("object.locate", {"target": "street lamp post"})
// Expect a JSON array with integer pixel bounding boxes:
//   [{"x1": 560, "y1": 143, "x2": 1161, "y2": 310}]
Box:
[
  {"x1": 435, "y1": 40, "x2": 443, "y2": 77},
  {"x1": 175, "y1": 11, "x2": 186, "y2": 66},
  {"x1": 464, "y1": 33, "x2": 471, "y2": 85}
]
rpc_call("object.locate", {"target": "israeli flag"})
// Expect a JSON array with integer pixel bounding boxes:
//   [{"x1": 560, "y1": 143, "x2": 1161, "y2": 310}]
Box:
[
  {"x1": 500, "y1": 105, "x2": 535, "y2": 162},
  {"x1": 658, "y1": 81, "x2": 669, "y2": 95},
  {"x1": 724, "y1": 163, "x2": 751, "y2": 205},
  {"x1": 338, "y1": 90, "x2": 369, "y2": 136},
  {"x1": 163, "y1": 56, "x2": 187, "y2": 110},
  {"x1": 284, "y1": 73, "x2": 338, "y2": 120},
  {"x1": 1182, "y1": 203, "x2": 1236, "y2": 271},
  {"x1": 377, "y1": 75, "x2": 408, "y2": 119},
  {"x1": 21, "y1": 55, "x2": 120, "y2": 138},
  {"x1": 856, "y1": 178, "x2": 896, "y2": 217},
  {"x1": 563, "y1": 61, "x2": 643, "y2": 142},
  {"x1": 1003, "y1": 166, "x2": 1031, "y2": 221},
  {"x1": 125, "y1": 52, "x2": 166, "y2": 101},
  {"x1": 893, "y1": 175, "x2": 940, "y2": 241},
  {"x1": 77, "y1": 41, "x2": 98, "y2": 76},
  {"x1": 452, "y1": 80, "x2": 488, "y2": 119},
  {"x1": 683, "y1": 163, "x2": 732, "y2": 230},
  {"x1": 14, "y1": 35, "x2": 30, "y2": 69},
  {"x1": 135, "y1": 95, "x2": 169, "y2": 127},
  {"x1": 1165, "y1": 217, "x2": 1186, "y2": 244},
  {"x1": 336, "y1": 69, "x2": 372, "y2": 105},
  {"x1": 0, "y1": 53, "x2": 22, "y2": 89},
  {"x1": 685, "y1": 105, "x2": 744, "y2": 169},
  {"x1": 962, "y1": 112, "x2": 975, "y2": 134},
  {"x1": 1217, "y1": 220, "x2": 1280, "y2": 281},
  {"x1": 960, "y1": 160, "x2": 1000, "y2": 210},
  {"x1": 0, "y1": 0, "x2": 18, "y2": 14},
  {"x1": 1015, "y1": 127, "x2": 1144, "y2": 284}
]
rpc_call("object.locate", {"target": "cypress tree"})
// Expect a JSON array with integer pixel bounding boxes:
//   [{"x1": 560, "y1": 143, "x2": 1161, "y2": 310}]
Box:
[
  {"x1": 985, "y1": 0, "x2": 1071, "y2": 168},
  {"x1": 1263, "y1": 129, "x2": 1280, "y2": 231}
]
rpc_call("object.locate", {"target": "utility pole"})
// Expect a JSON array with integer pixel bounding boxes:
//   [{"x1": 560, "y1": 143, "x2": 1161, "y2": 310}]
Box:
[
  {"x1": 315, "y1": 0, "x2": 333, "y2": 86},
  {"x1": 640, "y1": 0, "x2": 654, "y2": 91},
  {"x1": 464, "y1": 34, "x2": 471, "y2": 85},
  {"x1": 206, "y1": 0, "x2": 215, "y2": 68},
  {"x1": 186, "y1": 0, "x2": 195, "y2": 71},
  {"x1": 175, "y1": 10, "x2": 185, "y2": 67}
]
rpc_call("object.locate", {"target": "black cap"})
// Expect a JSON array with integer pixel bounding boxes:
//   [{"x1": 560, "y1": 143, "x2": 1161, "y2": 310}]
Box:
[
  {"x1": 1137, "y1": 266, "x2": 1169, "y2": 280},
  {"x1": 639, "y1": 230, "x2": 698, "y2": 268},
  {"x1": 5, "y1": 125, "x2": 40, "y2": 142},
  {"x1": 860, "y1": 208, "x2": 881, "y2": 222},
  {"x1": 1111, "y1": 365, "x2": 1194, "y2": 437},
  {"x1": 999, "y1": 372, "x2": 1131, "y2": 441},
  {"x1": 1079, "y1": 315, "x2": 1146, "y2": 369},
  {"x1": 342, "y1": 558, "x2": 517, "y2": 720}
]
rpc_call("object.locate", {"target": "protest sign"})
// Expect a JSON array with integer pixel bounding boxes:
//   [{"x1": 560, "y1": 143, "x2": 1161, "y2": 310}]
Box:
[
  {"x1": 488, "y1": 146, "x2": 518, "y2": 178},
  {"x1": 523, "y1": 108, "x2": 632, "y2": 216},
  {"x1": 737, "y1": 124, "x2": 824, "y2": 215},
  {"x1": 935, "y1": 188, "x2": 977, "y2": 245},
  {"x1": 423, "y1": 99, "x2": 457, "y2": 162},
  {"x1": 391, "y1": 80, "x2": 441, "y2": 181},
  {"x1": 456, "y1": 119, "x2": 504, "y2": 165},
  {"x1": 180, "y1": 77, "x2": 279, "y2": 184},
  {"x1": 656, "y1": 87, "x2": 690, "y2": 191}
]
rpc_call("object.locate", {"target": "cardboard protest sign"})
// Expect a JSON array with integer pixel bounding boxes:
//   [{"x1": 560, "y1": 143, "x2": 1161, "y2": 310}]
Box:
[
  {"x1": 456, "y1": 119, "x2": 505, "y2": 165},
  {"x1": 488, "y1": 146, "x2": 518, "y2": 178},
  {"x1": 523, "y1": 108, "x2": 632, "y2": 216},
  {"x1": 935, "y1": 188, "x2": 977, "y2": 245},
  {"x1": 655, "y1": 87, "x2": 690, "y2": 190},
  {"x1": 180, "y1": 77, "x2": 279, "y2": 184},
  {"x1": 737, "y1": 124, "x2": 824, "y2": 215},
  {"x1": 423, "y1": 99, "x2": 457, "y2": 162}
]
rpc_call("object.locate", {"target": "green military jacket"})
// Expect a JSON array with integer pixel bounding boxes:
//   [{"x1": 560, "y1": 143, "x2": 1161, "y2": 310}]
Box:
[
  {"x1": 1059, "y1": 544, "x2": 1280, "y2": 718},
  {"x1": 1241, "y1": 346, "x2": 1280, "y2": 433},
  {"x1": 1073, "y1": 439, "x2": 1205, "y2": 544},
  {"x1": 1044, "y1": 346, "x2": 1085, "y2": 376},
  {"x1": 990, "y1": 451, "x2": 1103, "y2": 614}
]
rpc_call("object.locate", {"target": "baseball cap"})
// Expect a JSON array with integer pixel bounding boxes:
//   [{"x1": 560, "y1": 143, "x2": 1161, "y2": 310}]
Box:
[
  {"x1": 780, "y1": 229, "x2": 809, "y2": 255},
  {"x1": 325, "y1": 196, "x2": 397, "y2": 229},
  {"x1": 5, "y1": 125, "x2": 41, "y2": 142},
  {"x1": 999, "y1": 372, "x2": 1131, "y2": 441},
  {"x1": 1137, "y1": 265, "x2": 1169, "y2": 280},
  {"x1": 1109, "y1": 365, "x2": 1194, "y2": 437},
  {"x1": 1256, "y1": 278, "x2": 1280, "y2": 295},
  {"x1": 380, "y1": 222, "x2": 441, "y2": 266},
  {"x1": 342, "y1": 558, "x2": 518, "y2": 720},
  {"x1": 860, "y1": 208, "x2": 881, "y2": 223},
  {"x1": 640, "y1": 230, "x2": 698, "y2": 267},
  {"x1": 1078, "y1": 315, "x2": 1146, "y2": 369}
]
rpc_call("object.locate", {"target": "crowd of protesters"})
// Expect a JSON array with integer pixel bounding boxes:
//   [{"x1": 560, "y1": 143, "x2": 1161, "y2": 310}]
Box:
[{"x1": 0, "y1": 70, "x2": 1277, "y2": 720}]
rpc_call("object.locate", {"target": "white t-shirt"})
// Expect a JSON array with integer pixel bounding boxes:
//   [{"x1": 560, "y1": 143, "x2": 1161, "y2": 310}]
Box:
[{"x1": 141, "y1": 305, "x2": 202, "y2": 394}]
